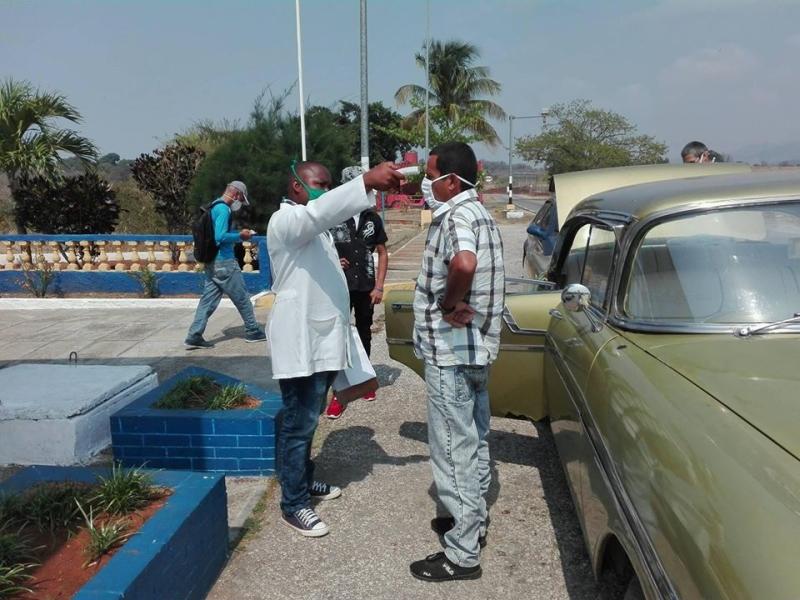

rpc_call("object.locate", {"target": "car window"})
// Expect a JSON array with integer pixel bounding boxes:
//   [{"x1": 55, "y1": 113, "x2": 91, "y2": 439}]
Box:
[
  {"x1": 561, "y1": 223, "x2": 616, "y2": 309},
  {"x1": 583, "y1": 227, "x2": 616, "y2": 309},
  {"x1": 625, "y1": 203, "x2": 800, "y2": 325},
  {"x1": 534, "y1": 202, "x2": 551, "y2": 227}
]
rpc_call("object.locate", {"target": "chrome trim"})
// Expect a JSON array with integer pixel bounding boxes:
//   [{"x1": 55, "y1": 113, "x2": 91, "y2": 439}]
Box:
[
  {"x1": 390, "y1": 302, "x2": 414, "y2": 311},
  {"x1": 548, "y1": 339, "x2": 679, "y2": 599},
  {"x1": 502, "y1": 307, "x2": 547, "y2": 336},
  {"x1": 549, "y1": 308, "x2": 563, "y2": 320},
  {"x1": 498, "y1": 343, "x2": 545, "y2": 352},
  {"x1": 386, "y1": 337, "x2": 414, "y2": 346},
  {"x1": 505, "y1": 276, "x2": 557, "y2": 289}
]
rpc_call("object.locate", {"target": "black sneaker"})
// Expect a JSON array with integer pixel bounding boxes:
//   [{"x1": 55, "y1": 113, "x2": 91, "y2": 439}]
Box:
[
  {"x1": 184, "y1": 336, "x2": 214, "y2": 349},
  {"x1": 410, "y1": 552, "x2": 481, "y2": 582},
  {"x1": 281, "y1": 507, "x2": 329, "y2": 537},
  {"x1": 245, "y1": 331, "x2": 267, "y2": 343},
  {"x1": 430, "y1": 516, "x2": 488, "y2": 548},
  {"x1": 310, "y1": 481, "x2": 342, "y2": 500}
]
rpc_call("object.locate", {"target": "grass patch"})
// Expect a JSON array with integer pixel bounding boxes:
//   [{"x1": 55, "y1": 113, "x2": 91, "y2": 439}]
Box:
[
  {"x1": 238, "y1": 478, "x2": 277, "y2": 548},
  {"x1": 90, "y1": 463, "x2": 156, "y2": 516},
  {"x1": 0, "y1": 563, "x2": 35, "y2": 598},
  {"x1": 76, "y1": 501, "x2": 131, "y2": 567},
  {"x1": 21, "y1": 483, "x2": 94, "y2": 534},
  {"x1": 154, "y1": 376, "x2": 252, "y2": 410}
]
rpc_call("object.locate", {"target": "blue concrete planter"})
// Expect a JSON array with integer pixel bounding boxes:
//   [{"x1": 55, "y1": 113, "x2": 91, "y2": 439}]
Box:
[
  {"x1": 0, "y1": 465, "x2": 227, "y2": 600},
  {"x1": 112, "y1": 367, "x2": 282, "y2": 476}
]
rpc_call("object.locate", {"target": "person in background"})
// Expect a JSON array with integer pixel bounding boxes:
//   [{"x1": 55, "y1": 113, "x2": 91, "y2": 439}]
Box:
[
  {"x1": 267, "y1": 160, "x2": 404, "y2": 537},
  {"x1": 682, "y1": 141, "x2": 724, "y2": 163},
  {"x1": 409, "y1": 142, "x2": 505, "y2": 582},
  {"x1": 325, "y1": 165, "x2": 389, "y2": 419},
  {"x1": 185, "y1": 181, "x2": 266, "y2": 348}
]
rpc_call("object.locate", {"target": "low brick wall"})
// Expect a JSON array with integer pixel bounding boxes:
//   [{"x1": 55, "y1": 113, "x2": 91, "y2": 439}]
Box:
[
  {"x1": 112, "y1": 367, "x2": 282, "y2": 476},
  {"x1": 0, "y1": 466, "x2": 228, "y2": 600}
]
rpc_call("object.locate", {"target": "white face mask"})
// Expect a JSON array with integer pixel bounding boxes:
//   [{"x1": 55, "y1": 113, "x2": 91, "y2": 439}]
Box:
[
  {"x1": 421, "y1": 173, "x2": 477, "y2": 211},
  {"x1": 231, "y1": 200, "x2": 243, "y2": 212}
]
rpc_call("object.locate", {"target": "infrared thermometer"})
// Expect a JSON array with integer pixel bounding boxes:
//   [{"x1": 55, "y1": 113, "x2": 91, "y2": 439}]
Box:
[{"x1": 396, "y1": 165, "x2": 420, "y2": 177}]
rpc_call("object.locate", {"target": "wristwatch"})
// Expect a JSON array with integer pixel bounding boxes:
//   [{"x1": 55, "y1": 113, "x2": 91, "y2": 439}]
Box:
[{"x1": 437, "y1": 296, "x2": 455, "y2": 315}]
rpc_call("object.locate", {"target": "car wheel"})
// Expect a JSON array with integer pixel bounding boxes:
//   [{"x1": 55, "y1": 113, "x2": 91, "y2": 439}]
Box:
[{"x1": 622, "y1": 576, "x2": 645, "y2": 600}]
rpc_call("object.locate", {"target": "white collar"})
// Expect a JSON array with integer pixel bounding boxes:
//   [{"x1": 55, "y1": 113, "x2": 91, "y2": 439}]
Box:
[{"x1": 432, "y1": 188, "x2": 479, "y2": 219}]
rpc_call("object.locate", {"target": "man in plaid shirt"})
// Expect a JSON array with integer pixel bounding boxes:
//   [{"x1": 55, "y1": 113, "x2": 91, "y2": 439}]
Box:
[{"x1": 409, "y1": 142, "x2": 505, "y2": 582}]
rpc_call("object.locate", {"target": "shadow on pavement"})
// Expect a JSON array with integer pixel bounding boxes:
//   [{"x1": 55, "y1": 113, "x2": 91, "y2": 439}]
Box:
[
  {"x1": 313, "y1": 425, "x2": 428, "y2": 490},
  {"x1": 399, "y1": 419, "x2": 599, "y2": 599}
]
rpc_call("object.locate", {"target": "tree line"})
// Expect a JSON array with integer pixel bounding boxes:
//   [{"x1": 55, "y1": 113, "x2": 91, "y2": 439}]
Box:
[{"x1": 0, "y1": 40, "x2": 671, "y2": 235}]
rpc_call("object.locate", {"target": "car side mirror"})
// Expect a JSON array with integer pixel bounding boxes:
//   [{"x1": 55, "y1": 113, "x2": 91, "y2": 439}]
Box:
[
  {"x1": 561, "y1": 283, "x2": 591, "y2": 312},
  {"x1": 527, "y1": 223, "x2": 546, "y2": 238},
  {"x1": 561, "y1": 283, "x2": 603, "y2": 332}
]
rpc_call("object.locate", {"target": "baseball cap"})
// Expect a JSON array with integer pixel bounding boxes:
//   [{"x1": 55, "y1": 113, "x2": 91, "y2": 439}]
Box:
[
  {"x1": 341, "y1": 165, "x2": 365, "y2": 183},
  {"x1": 228, "y1": 180, "x2": 249, "y2": 205}
]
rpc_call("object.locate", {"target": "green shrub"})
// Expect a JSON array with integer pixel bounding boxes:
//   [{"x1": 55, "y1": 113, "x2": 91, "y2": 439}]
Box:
[
  {"x1": 90, "y1": 464, "x2": 155, "y2": 516},
  {"x1": 154, "y1": 376, "x2": 250, "y2": 410}
]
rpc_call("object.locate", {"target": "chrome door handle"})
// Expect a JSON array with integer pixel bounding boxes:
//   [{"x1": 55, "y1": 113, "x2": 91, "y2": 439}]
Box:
[{"x1": 549, "y1": 308, "x2": 563, "y2": 320}]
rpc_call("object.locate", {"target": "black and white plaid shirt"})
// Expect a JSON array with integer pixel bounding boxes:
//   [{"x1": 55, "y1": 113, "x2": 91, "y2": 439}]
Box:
[{"x1": 413, "y1": 189, "x2": 505, "y2": 366}]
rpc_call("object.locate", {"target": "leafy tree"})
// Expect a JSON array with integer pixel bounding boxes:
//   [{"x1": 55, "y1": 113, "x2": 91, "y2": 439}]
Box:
[
  {"x1": 13, "y1": 172, "x2": 120, "y2": 234},
  {"x1": 131, "y1": 142, "x2": 205, "y2": 233},
  {"x1": 114, "y1": 179, "x2": 168, "y2": 234},
  {"x1": 0, "y1": 78, "x2": 97, "y2": 232},
  {"x1": 378, "y1": 96, "x2": 485, "y2": 149},
  {"x1": 515, "y1": 100, "x2": 668, "y2": 175},
  {"x1": 98, "y1": 153, "x2": 120, "y2": 165},
  {"x1": 336, "y1": 101, "x2": 411, "y2": 164},
  {"x1": 395, "y1": 40, "x2": 506, "y2": 145},
  {"x1": 189, "y1": 92, "x2": 355, "y2": 228}
]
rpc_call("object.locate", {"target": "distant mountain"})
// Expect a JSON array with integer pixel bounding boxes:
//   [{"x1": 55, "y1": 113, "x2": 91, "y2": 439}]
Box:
[{"x1": 729, "y1": 142, "x2": 800, "y2": 166}]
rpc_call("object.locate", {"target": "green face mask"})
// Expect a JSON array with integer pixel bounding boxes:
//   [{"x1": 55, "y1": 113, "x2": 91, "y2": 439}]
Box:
[{"x1": 291, "y1": 162, "x2": 326, "y2": 202}]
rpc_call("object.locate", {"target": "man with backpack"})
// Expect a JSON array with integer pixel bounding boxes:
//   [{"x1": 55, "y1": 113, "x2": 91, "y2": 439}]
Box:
[{"x1": 185, "y1": 181, "x2": 266, "y2": 349}]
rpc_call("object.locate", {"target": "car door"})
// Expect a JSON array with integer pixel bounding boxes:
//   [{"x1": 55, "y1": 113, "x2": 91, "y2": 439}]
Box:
[
  {"x1": 545, "y1": 221, "x2": 622, "y2": 549},
  {"x1": 384, "y1": 280, "x2": 560, "y2": 420}
]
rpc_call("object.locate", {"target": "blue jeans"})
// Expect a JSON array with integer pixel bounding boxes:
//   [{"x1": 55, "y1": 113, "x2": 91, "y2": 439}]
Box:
[
  {"x1": 187, "y1": 258, "x2": 261, "y2": 339},
  {"x1": 277, "y1": 371, "x2": 336, "y2": 514},
  {"x1": 425, "y1": 362, "x2": 491, "y2": 568}
]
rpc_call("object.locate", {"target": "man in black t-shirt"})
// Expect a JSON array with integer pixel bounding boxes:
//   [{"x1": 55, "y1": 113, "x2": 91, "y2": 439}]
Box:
[{"x1": 326, "y1": 166, "x2": 389, "y2": 419}]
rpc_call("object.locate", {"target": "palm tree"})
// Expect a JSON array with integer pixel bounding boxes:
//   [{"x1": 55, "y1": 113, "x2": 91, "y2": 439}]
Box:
[
  {"x1": 0, "y1": 79, "x2": 97, "y2": 231},
  {"x1": 395, "y1": 40, "x2": 506, "y2": 146}
]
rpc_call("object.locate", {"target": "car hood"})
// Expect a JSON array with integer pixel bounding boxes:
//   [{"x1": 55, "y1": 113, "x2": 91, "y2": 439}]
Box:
[{"x1": 625, "y1": 333, "x2": 800, "y2": 461}]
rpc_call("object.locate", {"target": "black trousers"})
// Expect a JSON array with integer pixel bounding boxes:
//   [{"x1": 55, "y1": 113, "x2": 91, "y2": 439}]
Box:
[{"x1": 350, "y1": 290, "x2": 374, "y2": 357}]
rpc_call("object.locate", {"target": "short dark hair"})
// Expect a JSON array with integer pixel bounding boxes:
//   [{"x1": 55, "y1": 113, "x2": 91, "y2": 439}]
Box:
[
  {"x1": 430, "y1": 142, "x2": 477, "y2": 189},
  {"x1": 681, "y1": 141, "x2": 708, "y2": 160}
]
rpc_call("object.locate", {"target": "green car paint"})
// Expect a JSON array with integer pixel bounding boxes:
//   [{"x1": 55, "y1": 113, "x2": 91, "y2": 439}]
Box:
[{"x1": 385, "y1": 168, "x2": 800, "y2": 599}]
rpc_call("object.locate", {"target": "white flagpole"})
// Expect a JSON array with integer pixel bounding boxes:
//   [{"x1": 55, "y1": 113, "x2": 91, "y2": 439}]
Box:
[{"x1": 295, "y1": 0, "x2": 307, "y2": 160}]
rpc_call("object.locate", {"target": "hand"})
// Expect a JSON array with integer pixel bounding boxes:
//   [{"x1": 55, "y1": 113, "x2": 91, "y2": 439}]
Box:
[
  {"x1": 239, "y1": 229, "x2": 253, "y2": 241},
  {"x1": 340, "y1": 257, "x2": 350, "y2": 270},
  {"x1": 363, "y1": 162, "x2": 406, "y2": 192},
  {"x1": 443, "y1": 301, "x2": 476, "y2": 328},
  {"x1": 369, "y1": 287, "x2": 383, "y2": 305}
]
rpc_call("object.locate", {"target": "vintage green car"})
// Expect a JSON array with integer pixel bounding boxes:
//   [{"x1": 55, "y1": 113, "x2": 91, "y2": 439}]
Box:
[{"x1": 385, "y1": 168, "x2": 800, "y2": 599}]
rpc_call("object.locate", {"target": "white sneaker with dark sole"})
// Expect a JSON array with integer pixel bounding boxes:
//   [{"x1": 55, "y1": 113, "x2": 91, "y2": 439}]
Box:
[
  {"x1": 310, "y1": 481, "x2": 342, "y2": 500},
  {"x1": 282, "y1": 508, "x2": 329, "y2": 537}
]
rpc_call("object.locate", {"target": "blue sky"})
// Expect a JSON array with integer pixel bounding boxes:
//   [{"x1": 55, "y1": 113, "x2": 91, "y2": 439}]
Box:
[{"x1": 2, "y1": 0, "x2": 799, "y2": 163}]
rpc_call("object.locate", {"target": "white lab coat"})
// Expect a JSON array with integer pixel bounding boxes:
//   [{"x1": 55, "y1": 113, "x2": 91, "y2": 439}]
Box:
[{"x1": 267, "y1": 176, "x2": 375, "y2": 379}]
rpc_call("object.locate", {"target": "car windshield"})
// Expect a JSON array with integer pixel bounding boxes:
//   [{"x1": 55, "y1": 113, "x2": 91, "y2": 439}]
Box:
[{"x1": 624, "y1": 202, "x2": 800, "y2": 326}]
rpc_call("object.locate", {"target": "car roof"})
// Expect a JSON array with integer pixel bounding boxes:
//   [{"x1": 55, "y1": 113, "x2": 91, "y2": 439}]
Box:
[
  {"x1": 552, "y1": 163, "x2": 752, "y2": 227},
  {"x1": 574, "y1": 169, "x2": 800, "y2": 222}
]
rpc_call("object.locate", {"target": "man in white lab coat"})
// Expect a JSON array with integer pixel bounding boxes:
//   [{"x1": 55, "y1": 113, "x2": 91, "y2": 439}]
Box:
[{"x1": 267, "y1": 161, "x2": 404, "y2": 537}]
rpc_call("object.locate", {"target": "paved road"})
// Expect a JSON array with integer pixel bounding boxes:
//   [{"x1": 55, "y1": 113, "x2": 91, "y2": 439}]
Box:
[{"x1": 510, "y1": 195, "x2": 546, "y2": 215}]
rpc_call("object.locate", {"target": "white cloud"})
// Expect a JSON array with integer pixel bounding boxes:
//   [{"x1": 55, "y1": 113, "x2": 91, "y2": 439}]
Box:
[{"x1": 659, "y1": 44, "x2": 758, "y2": 87}]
